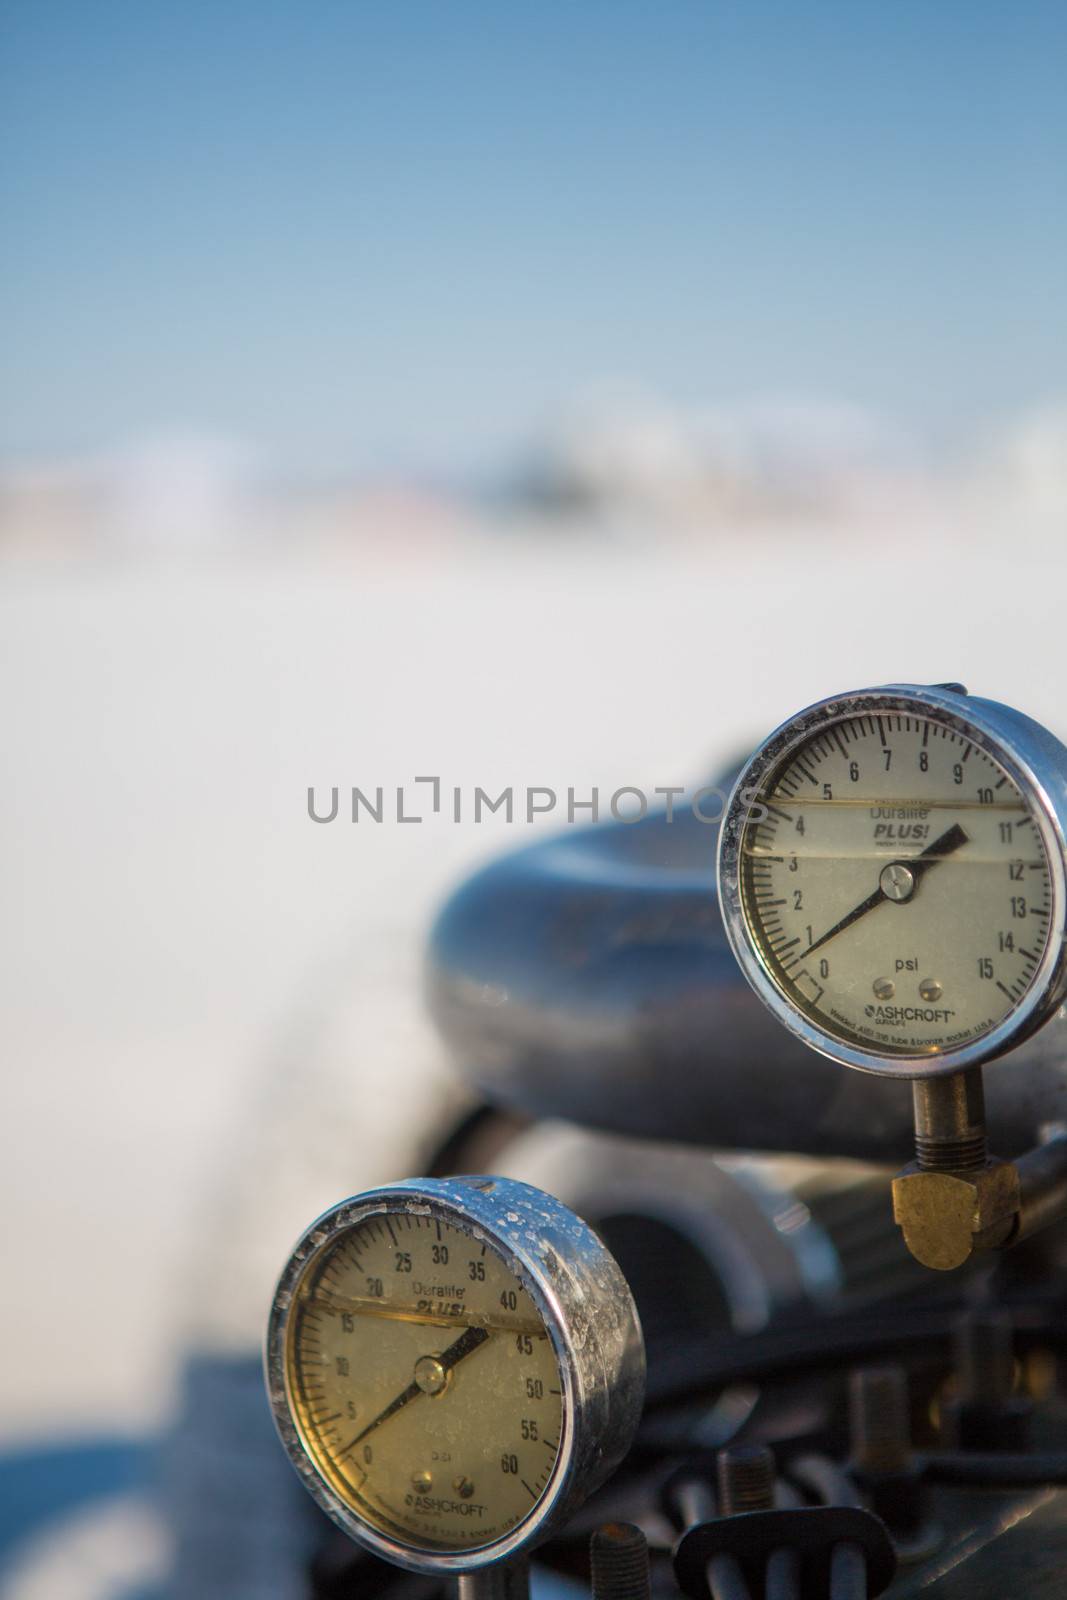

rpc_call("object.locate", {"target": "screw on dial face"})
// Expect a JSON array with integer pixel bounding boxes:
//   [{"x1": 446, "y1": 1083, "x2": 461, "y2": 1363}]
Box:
[
  {"x1": 738, "y1": 710, "x2": 1054, "y2": 1058},
  {"x1": 284, "y1": 1209, "x2": 565, "y2": 1554}
]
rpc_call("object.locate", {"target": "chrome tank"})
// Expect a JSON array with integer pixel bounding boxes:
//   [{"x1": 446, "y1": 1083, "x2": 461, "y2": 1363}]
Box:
[{"x1": 426, "y1": 804, "x2": 1067, "y2": 1161}]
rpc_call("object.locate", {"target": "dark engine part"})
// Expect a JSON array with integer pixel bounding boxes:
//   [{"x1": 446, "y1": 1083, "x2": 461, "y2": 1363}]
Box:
[
  {"x1": 417, "y1": 794, "x2": 1067, "y2": 1598},
  {"x1": 158, "y1": 778, "x2": 1067, "y2": 1600}
]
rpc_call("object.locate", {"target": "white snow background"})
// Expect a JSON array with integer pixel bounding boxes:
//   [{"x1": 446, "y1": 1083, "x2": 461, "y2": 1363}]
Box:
[{"x1": 1, "y1": 473, "x2": 1065, "y2": 1449}]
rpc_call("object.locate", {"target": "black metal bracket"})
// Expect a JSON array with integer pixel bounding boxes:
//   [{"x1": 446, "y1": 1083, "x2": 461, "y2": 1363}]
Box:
[{"x1": 673, "y1": 1506, "x2": 897, "y2": 1599}]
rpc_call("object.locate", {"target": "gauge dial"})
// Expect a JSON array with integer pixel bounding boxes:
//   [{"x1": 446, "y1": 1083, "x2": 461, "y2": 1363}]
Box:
[
  {"x1": 284, "y1": 1211, "x2": 562, "y2": 1552},
  {"x1": 719, "y1": 686, "x2": 1067, "y2": 1075},
  {"x1": 267, "y1": 1177, "x2": 645, "y2": 1573}
]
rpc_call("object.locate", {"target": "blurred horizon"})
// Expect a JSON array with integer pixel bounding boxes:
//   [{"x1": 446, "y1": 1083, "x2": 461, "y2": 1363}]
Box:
[{"x1": 2, "y1": 387, "x2": 1065, "y2": 562}]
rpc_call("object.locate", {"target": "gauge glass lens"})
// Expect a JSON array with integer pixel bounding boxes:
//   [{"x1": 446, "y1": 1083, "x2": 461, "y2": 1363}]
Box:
[
  {"x1": 285, "y1": 1209, "x2": 564, "y2": 1554},
  {"x1": 739, "y1": 710, "x2": 1053, "y2": 1057}
]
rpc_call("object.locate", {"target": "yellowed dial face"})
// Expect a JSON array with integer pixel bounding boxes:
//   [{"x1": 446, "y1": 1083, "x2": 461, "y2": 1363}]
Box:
[
  {"x1": 740, "y1": 710, "x2": 1054, "y2": 1057},
  {"x1": 284, "y1": 1208, "x2": 565, "y2": 1555}
]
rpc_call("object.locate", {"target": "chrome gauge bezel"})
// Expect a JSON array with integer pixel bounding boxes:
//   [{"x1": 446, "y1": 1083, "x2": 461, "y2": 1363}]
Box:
[
  {"x1": 718, "y1": 684, "x2": 1067, "y2": 1080},
  {"x1": 265, "y1": 1175, "x2": 645, "y2": 1575}
]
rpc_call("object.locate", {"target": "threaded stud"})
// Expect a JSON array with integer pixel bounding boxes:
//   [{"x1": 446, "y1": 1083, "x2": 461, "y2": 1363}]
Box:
[
  {"x1": 849, "y1": 1365, "x2": 912, "y2": 1474},
  {"x1": 589, "y1": 1522, "x2": 651, "y2": 1600},
  {"x1": 955, "y1": 1309, "x2": 1016, "y2": 1402},
  {"x1": 915, "y1": 1128, "x2": 988, "y2": 1171},
  {"x1": 913, "y1": 1070, "x2": 987, "y2": 1172},
  {"x1": 716, "y1": 1445, "x2": 775, "y2": 1515}
]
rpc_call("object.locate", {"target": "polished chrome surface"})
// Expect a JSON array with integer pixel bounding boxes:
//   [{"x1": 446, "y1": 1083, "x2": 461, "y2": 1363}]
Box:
[
  {"x1": 426, "y1": 796, "x2": 1067, "y2": 1159},
  {"x1": 493, "y1": 1122, "x2": 838, "y2": 1330},
  {"x1": 265, "y1": 1176, "x2": 645, "y2": 1574}
]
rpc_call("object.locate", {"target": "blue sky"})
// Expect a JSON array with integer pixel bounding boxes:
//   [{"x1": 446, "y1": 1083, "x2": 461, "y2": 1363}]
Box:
[{"x1": 2, "y1": 1, "x2": 1065, "y2": 475}]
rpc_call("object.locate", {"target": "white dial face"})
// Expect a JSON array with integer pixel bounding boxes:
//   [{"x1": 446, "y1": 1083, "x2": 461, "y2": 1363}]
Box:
[
  {"x1": 284, "y1": 1209, "x2": 565, "y2": 1555},
  {"x1": 739, "y1": 710, "x2": 1054, "y2": 1058}
]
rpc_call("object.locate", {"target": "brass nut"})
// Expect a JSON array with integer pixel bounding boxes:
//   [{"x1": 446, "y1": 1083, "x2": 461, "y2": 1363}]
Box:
[{"x1": 892, "y1": 1159, "x2": 1020, "y2": 1271}]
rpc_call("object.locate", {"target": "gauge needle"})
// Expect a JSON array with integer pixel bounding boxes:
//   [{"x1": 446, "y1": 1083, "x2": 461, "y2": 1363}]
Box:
[
  {"x1": 804, "y1": 822, "x2": 969, "y2": 957},
  {"x1": 338, "y1": 1324, "x2": 490, "y2": 1457}
]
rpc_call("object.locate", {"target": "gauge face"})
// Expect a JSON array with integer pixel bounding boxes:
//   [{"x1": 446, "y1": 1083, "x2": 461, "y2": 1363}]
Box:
[
  {"x1": 283, "y1": 1207, "x2": 565, "y2": 1556},
  {"x1": 734, "y1": 706, "x2": 1054, "y2": 1060}
]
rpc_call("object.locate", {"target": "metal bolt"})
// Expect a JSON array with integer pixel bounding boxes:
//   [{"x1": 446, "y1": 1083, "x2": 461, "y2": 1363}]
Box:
[
  {"x1": 849, "y1": 1365, "x2": 912, "y2": 1475},
  {"x1": 942, "y1": 1306, "x2": 1030, "y2": 1451},
  {"x1": 589, "y1": 1522, "x2": 651, "y2": 1600},
  {"x1": 716, "y1": 1445, "x2": 775, "y2": 1515},
  {"x1": 955, "y1": 1309, "x2": 1016, "y2": 1403}
]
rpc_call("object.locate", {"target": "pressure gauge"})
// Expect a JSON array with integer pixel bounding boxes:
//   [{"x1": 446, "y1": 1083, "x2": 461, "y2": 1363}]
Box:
[
  {"x1": 718, "y1": 684, "x2": 1067, "y2": 1078},
  {"x1": 266, "y1": 1176, "x2": 645, "y2": 1574}
]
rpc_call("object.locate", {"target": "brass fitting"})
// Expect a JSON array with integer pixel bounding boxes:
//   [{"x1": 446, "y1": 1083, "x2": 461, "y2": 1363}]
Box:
[
  {"x1": 891, "y1": 1157, "x2": 1019, "y2": 1271},
  {"x1": 892, "y1": 1068, "x2": 1020, "y2": 1269},
  {"x1": 892, "y1": 1070, "x2": 1067, "y2": 1271}
]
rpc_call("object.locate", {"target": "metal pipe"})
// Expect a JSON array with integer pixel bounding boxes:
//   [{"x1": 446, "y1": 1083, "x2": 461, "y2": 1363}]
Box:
[
  {"x1": 923, "y1": 1449, "x2": 1067, "y2": 1485},
  {"x1": 673, "y1": 1475, "x2": 716, "y2": 1527},
  {"x1": 788, "y1": 1453, "x2": 863, "y2": 1508},
  {"x1": 829, "y1": 1541, "x2": 867, "y2": 1600},
  {"x1": 764, "y1": 1547, "x2": 801, "y2": 1600},
  {"x1": 707, "y1": 1553, "x2": 753, "y2": 1600},
  {"x1": 1013, "y1": 1133, "x2": 1067, "y2": 1243}
]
